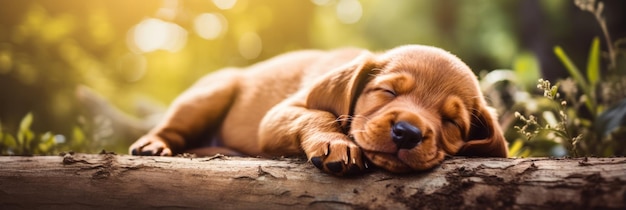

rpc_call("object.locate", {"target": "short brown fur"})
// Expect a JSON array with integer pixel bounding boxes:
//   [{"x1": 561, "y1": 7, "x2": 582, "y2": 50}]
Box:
[{"x1": 129, "y1": 45, "x2": 508, "y2": 175}]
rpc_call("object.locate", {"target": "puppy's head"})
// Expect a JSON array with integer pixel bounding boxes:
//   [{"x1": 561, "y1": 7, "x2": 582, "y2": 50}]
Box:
[{"x1": 315, "y1": 45, "x2": 508, "y2": 173}]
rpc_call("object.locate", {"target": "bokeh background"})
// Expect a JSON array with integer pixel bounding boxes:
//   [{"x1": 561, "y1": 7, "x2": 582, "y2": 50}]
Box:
[{"x1": 0, "y1": 0, "x2": 624, "y2": 156}]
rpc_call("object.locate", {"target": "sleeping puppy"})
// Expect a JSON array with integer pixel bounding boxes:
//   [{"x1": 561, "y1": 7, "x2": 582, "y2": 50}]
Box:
[{"x1": 129, "y1": 45, "x2": 508, "y2": 175}]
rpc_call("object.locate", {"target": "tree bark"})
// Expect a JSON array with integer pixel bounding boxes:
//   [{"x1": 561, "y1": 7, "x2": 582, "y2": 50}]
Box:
[{"x1": 0, "y1": 153, "x2": 624, "y2": 209}]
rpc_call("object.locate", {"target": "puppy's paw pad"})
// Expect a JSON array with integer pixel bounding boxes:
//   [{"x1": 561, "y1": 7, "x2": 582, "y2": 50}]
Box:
[
  {"x1": 347, "y1": 164, "x2": 362, "y2": 174},
  {"x1": 325, "y1": 161, "x2": 345, "y2": 174},
  {"x1": 131, "y1": 148, "x2": 158, "y2": 156},
  {"x1": 311, "y1": 157, "x2": 324, "y2": 169}
]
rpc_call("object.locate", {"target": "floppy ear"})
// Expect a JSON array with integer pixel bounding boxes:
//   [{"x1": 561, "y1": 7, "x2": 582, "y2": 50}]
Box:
[
  {"x1": 307, "y1": 52, "x2": 378, "y2": 132},
  {"x1": 457, "y1": 106, "x2": 508, "y2": 157}
]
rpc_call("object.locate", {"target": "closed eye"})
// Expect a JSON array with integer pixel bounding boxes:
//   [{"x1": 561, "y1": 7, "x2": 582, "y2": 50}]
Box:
[
  {"x1": 374, "y1": 88, "x2": 396, "y2": 97},
  {"x1": 443, "y1": 118, "x2": 462, "y2": 130}
]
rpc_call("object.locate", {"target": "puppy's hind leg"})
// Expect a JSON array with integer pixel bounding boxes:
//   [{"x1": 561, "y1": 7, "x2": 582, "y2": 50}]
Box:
[{"x1": 130, "y1": 69, "x2": 241, "y2": 156}]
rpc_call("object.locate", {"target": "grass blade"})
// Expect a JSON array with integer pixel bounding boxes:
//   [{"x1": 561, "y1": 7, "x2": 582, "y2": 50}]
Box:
[
  {"x1": 586, "y1": 37, "x2": 601, "y2": 87},
  {"x1": 554, "y1": 46, "x2": 589, "y2": 94}
]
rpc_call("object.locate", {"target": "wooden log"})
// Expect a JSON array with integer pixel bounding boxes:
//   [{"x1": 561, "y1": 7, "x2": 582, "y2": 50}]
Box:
[{"x1": 0, "y1": 153, "x2": 625, "y2": 209}]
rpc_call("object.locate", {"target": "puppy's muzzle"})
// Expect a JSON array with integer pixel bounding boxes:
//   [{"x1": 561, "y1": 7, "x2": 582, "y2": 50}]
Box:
[{"x1": 391, "y1": 121, "x2": 423, "y2": 149}]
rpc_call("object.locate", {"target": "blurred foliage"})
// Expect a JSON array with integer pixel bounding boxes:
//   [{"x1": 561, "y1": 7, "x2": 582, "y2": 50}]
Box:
[
  {"x1": 494, "y1": 0, "x2": 626, "y2": 157},
  {"x1": 0, "y1": 112, "x2": 90, "y2": 155},
  {"x1": 0, "y1": 0, "x2": 624, "y2": 156}
]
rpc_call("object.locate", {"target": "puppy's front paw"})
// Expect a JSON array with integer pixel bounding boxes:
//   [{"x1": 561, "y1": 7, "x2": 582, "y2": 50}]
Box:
[
  {"x1": 129, "y1": 135, "x2": 173, "y2": 156},
  {"x1": 303, "y1": 137, "x2": 368, "y2": 176}
]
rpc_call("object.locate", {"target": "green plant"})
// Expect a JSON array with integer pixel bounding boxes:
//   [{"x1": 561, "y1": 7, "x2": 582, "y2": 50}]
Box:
[
  {"x1": 0, "y1": 112, "x2": 90, "y2": 155},
  {"x1": 514, "y1": 79, "x2": 583, "y2": 156},
  {"x1": 0, "y1": 113, "x2": 57, "y2": 155},
  {"x1": 513, "y1": 0, "x2": 626, "y2": 157},
  {"x1": 574, "y1": 0, "x2": 619, "y2": 71}
]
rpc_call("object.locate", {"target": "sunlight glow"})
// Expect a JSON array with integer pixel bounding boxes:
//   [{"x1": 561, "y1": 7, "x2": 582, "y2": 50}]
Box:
[
  {"x1": 194, "y1": 13, "x2": 227, "y2": 40},
  {"x1": 336, "y1": 0, "x2": 362, "y2": 24},
  {"x1": 129, "y1": 18, "x2": 188, "y2": 53},
  {"x1": 311, "y1": 0, "x2": 332, "y2": 6},
  {"x1": 156, "y1": 0, "x2": 179, "y2": 20},
  {"x1": 213, "y1": 0, "x2": 237, "y2": 10}
]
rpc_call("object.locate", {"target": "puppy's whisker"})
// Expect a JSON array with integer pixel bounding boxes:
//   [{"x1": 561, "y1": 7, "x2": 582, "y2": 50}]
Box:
[
  {"x1": 334, "y1": 115, "x2": 371, "y2": 124},
  {"x1": 335, "y1": 115, "x2": 353, "y2": 124},
  {"x1": 468, "y1": 110, "x2": 490, "y2": 129},
  {"x1": 337, "y1": 114, "x2": 352, "y2": 118},
  {"x1": 350, "y1": 115, "x2": 372, "y2": 121}
]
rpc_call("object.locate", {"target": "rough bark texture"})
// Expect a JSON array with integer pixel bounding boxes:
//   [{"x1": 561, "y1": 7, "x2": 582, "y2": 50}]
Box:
[{"x1": 0, "y1": 153, "x2": 625, "y2": 209}]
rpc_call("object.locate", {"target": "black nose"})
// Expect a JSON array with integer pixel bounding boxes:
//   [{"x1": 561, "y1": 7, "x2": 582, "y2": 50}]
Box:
[{"x1": 392, "y1": 121, "x2": 423, "y2": 149}]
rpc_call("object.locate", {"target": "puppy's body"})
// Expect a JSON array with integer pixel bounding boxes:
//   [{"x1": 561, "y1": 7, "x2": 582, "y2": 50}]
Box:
[
  {"x1": 215, "y1": 49, "x2": 366, "y2": 156},
  {"x1": 130, "y1": 45, "x2": 508, "y2": 175},
  {"x1": 138, "y1": 49, "x2": 364, "y2": 156}
]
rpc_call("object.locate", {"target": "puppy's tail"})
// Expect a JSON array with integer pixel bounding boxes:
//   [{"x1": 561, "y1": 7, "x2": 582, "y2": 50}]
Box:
[{"x1": 75, "y1": 85, "x2": 162, "y2": 144}]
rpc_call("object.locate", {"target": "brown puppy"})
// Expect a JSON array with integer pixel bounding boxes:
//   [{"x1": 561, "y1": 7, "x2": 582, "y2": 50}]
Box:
[{"x1": 129, "y1": 45, "x2": 508, "y2": 175}]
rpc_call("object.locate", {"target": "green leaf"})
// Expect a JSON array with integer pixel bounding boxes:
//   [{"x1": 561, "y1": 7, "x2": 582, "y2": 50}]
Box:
[
  {"x1": 597, "y1": 98, "x2": 626, "y2": 138},
  {"x1": 4, "y1": 134, "x2": 17, "y2": 154},
  {"x1": 19, "y1": 112, "x2": 33, "y2": 133},
  {"x1": 72, "y1": 126, "x2": 85, "y2": 148},
  {"x1": 508, "y1": 139, "x2": 525, "y2": 157},
  {"x1": 550, "y1": 85, "x2": 559, "y2": 99},
  {"x1": 554, "y1": 46, "x2": 589, "y2": 94},
  {"x1": 586, "y1": 37, "x2": 601, "y2": 87},
  {"x1": 38, "y1": 132, "x2": 57, "y2": 154},
  {"x1": 513, "y1": 52, "x2": 541, "y2": 91},
  {"x1": 17, "y1": 112, "x2": 35, "y2": 154},
  {"x1": 554, "y1": 46, "x2": 596, "y2": 115}
]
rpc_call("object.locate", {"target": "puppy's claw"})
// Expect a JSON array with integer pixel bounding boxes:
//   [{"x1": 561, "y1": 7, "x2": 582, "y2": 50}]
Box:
[
  {"x1": 304, "y1": 138, "x2": 367, "y2": 176},
  {"x1": 323, "y1": 144, "x2": 330, "y2": 156},
  {"x1": 130, "y1": 135, "x2": 174, "y2": 156},
  {"x1": 160, "y1": 148, "x2": 172, "y2": 156}
]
